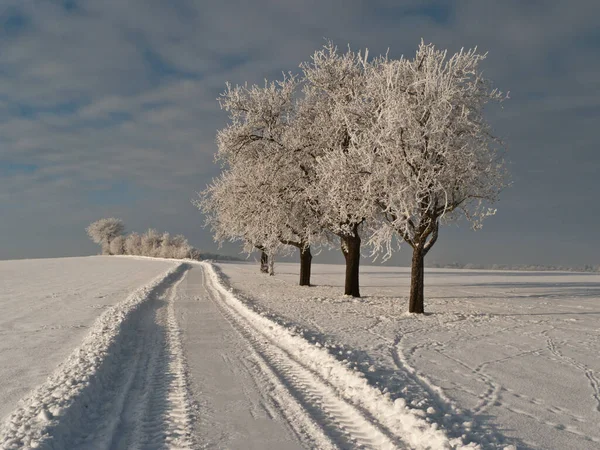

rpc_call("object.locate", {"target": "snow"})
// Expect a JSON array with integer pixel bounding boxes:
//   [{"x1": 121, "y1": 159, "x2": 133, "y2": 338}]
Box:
[
  {"x1": 202, "y1": 262, "x2": 464, "y2": 449},
  {"x1": 1, "y1": 256, "x2": 598, "y2": 449},
  {"x1": 176, "y1": 263, "x2": 326, "y2": 449},
  {"x1": 215, "y1": 262, "x2": 600, "y2": 450},
  {"x1": 0, "y1": 260, "x2": 184, "y2": 449},
  {"x1": 0, "y1": 256, "x2": 176, "y2": 422}
]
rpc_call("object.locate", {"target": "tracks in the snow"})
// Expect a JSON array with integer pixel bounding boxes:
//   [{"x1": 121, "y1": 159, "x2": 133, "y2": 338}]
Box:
[
  {"x1": 545, "y1": 334, "x2": 600, "y2": 414},
  {"x1": 106, "y1": 268, "x2": 196, "y2": 450},
  {"x1": 0, "y1": 263, "x2": 197, "y2": 450},
  {"x1": 73, "y1": 264, "x2": 196, "y2": 450},
  {"x1": 202, "y1": 267, "x2": 402, "y2": 450}
]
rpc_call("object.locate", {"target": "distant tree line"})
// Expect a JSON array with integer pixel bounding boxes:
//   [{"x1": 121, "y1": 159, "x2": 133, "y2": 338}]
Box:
[
  {"x1": 196, "y1": 41, "x2": 508, "y2": 313},
  {"x1": 86, "y1": 218, "x2": 203, "y2": 260}
]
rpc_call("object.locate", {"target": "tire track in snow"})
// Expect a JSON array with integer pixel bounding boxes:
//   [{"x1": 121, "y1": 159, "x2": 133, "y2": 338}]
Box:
[
  {"x1": 108, "y1": 268, "x2": 196, "y2": 450},
  {"x1": 0, "y1": 263, "x2": 196, "y2": 450},
  {"x1": 202, "y1": 267, "x2": 402, "y2": 450}
]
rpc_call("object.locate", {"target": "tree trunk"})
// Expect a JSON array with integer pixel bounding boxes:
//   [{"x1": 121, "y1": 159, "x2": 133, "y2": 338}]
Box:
[
  {"x1": 260, "y1": 251, "x2": 269, "y2": 273},
  {"x1": 299, "y1": 246, "x2": 312, "y2": 286},
  {"x1": 341, "y1": 234, "x2": 361, "y2": 297},
  {"x1": 409, "y1": 246, "x2": 425, "y2": 313}
]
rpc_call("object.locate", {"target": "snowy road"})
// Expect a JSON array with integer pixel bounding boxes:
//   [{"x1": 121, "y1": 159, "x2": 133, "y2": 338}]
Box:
[
  {"x1": 177, "y1": 265, "x2": 306, "y2": 449},
  {"x1": 177, "y1": 264, "x2": 402, "y2": 449}
]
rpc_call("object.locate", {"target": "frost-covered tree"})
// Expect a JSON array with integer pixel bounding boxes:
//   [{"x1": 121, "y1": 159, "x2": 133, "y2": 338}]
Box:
[
  {"x1": 197, "y1": 75, "x2": 321, "y2": 285},
  {"x1": 257, "y1": 246, "x2": 270, "y2": 274},
  {"x1": 198, "y1": 160, "x2": 291, "y2": 279},
  {"x1": 86, "y1": 218, "x2": 125, "y2": 255},
  {"x1": 87, "y1": 220, "x2": 195, "y2": 260},
  {"x1": 300, "y1": 43, "x2": 374, "y2": 297},
  {"x1": 199, "y1": 41, "x2": 506, "y2": 303},
  {"x1": 170, "y1": 234, "x2": 192, "y2": 259},
  {"x1": 125, "y1": 232, "x2": 142, "y2": 255},
  {"x1": 155, "y1": 233, "x2": 192, "y2": 259},
  {"x1": 159, "y1": 232, "x2": 172, "y2": 258},
  {"x1": 188, "y1": 247, "x2": 202, "y2": 261},
  {"x1": 141, "y1": 228, "x2": 161, "y2": 257},
  {"x1": 109, "y1": 235, "x2": 126, "y2": 255},
  {"x1": 351, "y1": 42, "x2": 507, "y2": 313}
]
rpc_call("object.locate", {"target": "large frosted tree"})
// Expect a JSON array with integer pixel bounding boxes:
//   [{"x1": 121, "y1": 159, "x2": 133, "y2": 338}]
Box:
[
  {"x1": 300, "y1": 43, "x2": 374, "y2": 297},
  {"x1": 200, "y1": 44, "x2": 374, "y2": 295},
  {"x1": 352, "y1": 42, "x2": 507, "y2": 313}
]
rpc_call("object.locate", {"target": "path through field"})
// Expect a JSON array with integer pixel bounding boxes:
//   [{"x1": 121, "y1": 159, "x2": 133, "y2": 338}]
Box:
[{"x1": 177, "y1": 264, "x2": 404, "y2": 449}]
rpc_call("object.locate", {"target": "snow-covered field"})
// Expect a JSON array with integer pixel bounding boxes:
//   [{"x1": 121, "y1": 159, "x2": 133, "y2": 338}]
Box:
[
  {"x1": 1, "y1": 256, "x2": 598, "y2": 449},
  {"x1": 216, "y1": 262, "x2": 600, "y2": 450},
  {"x1": 0, "y1": 257, "x2": 176, "y2": 421}
]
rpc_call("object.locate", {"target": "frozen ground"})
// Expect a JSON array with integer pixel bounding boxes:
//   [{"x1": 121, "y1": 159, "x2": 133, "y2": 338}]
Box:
[
  {"x1": 1, "y1": 256, "x2": 598, "y2": 449},
  {"x1": 216, "y1": 261, "x2": 600, "y2": 450},
  {"x1": 0, "y1": 257, "x2": 176, "y2": 421}
]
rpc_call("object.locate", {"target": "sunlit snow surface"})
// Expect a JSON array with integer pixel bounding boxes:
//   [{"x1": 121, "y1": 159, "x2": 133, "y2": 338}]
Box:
[
  {"x1": 217, "y1": 262, "x2": 600, "y2": 450},
  {"x1": 0, "y1": 256, "x2": 175, "y2": 420}
]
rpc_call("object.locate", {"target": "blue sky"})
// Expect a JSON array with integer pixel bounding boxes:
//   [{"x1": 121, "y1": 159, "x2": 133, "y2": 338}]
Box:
[{"x1": 0, "y1": 0, "x2": 599, "y2": 267}]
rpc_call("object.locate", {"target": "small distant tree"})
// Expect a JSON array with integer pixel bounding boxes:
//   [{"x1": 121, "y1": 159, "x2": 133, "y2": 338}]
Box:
[
  {"x1": 87, "y1": 220, "x2": 196, "y2": 260},
  {"x1": 188, "y1": 248, "x2": 202, "y2": 260},
  {"x1": 86, "y1": 218, "x2": 125, "y2": 255},
  {"x1": 159, "y1": 232, "x2": 172, "y2": 258},
  {"x1": 171, "y1": 234, "x2": 192, "y2": 259},
  {"x1": 141, "y1": 229, "x2": 161, "y2": 257},
  {"x1": 125, "y1": 232, "x2": 142, "y2": 255},
  {"x1": 109, "y1": 235, "x2": 126, "y2": 255}
]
